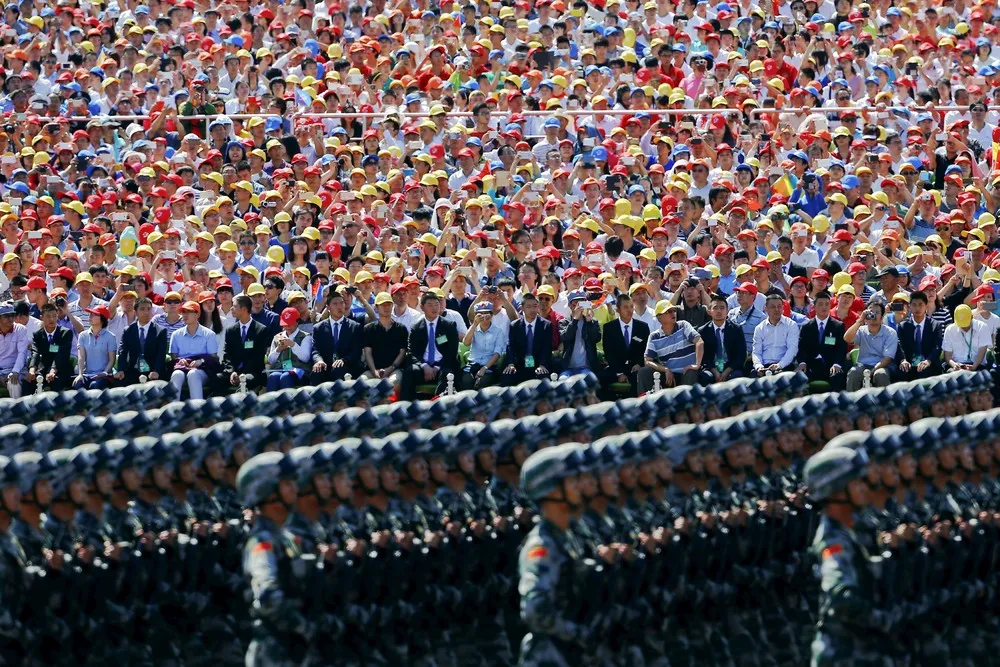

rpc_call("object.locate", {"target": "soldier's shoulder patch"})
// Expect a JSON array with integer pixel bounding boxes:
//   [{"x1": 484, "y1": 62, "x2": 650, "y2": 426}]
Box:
[
  {"x1": 253, "y1": 541, "x2": 274, "y2": 553},
  {"x1": 822, "y1": 544, "x2": 843, "y2": 559},
  {"x1": 526, "y1": 545, "x2": 548, "y2": 560}
]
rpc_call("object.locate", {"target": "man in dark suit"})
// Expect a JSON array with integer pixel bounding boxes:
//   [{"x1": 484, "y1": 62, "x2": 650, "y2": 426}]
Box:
[
  {"x1": 699, "y1": 293, "x2": 749, "y2": 381},
  {"x1": 113, "y1": 296, "x2": 168, "y2": 386},
  {"x1": 400, "y1": 291, "x2": 460, "y2": 399},
  {"x1": 311, "y1": 286, "x2": 363, "y2": 384},
  {"x1": 502, "y1": 292, "x2": 554, "y2": 386},
  {"x1": 558, "y1": 290, "x2": 602, "y2": 377},
  {"x1": 894, "y1": 290, "x2": 944, "y2": 381},
  {"x1": 600, "y1": 293, "x2": 650, "y2": 395},
  {"x1": 795, "y1": 290, "x2": 848, "y2": 390},
  {"x1": 220, "y1": 294, "x2": 274, "y2": 392},
  {"x1": 26, "y1": 302, "x2": 74, "y2": 391}
]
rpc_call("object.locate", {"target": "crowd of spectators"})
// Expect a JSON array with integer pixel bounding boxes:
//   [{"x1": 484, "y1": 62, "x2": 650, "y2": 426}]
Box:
[{"x1": 0, "y1": 0, "x2": 999, "y2": 401}]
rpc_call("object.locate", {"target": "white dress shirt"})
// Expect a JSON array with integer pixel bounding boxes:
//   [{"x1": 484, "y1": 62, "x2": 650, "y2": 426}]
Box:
[{"x1": 751, "y1": 315, "x2": 800, "y2": 368}]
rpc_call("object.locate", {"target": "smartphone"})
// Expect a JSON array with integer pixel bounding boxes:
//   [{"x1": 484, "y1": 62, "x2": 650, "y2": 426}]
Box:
[
  {"x1": 936, "y1": 133, "x2": 948, "y2": 141},
  {"x1": 586, "y1": 253, "x2": 603, "y2": 263},
  {"x1": 113, "y1": 213, "x2": 129, "y2": 221},
  {"x1": 375, "y1": 205, "x2": 388, "y2": 217},
  {"x1": 407, "y1": 141, "x2": 422, "y2": 150},
  {"x1": 495, "y1": 171, "x2": 510, "y2": 188},
  {"x1": 568, "y1": 99, "x2": 579, "y2": 109},
  {"x1": 579, "y1": 301, "x2": 593, "y2": 310},
  {"x1": 622, "y1": 157, "x2": 635, "y2": 166},
  {"x1": 531, "y1": 182, "x2": 545, "y2": 192},
  {"x1": 519, "y1": 151, "x2": 533, "y2": 160},
  {"x1": 486, "y1": 231, "x2": 499, "y2": 240},
  {"x1": 583, "y1": 138, "x2": 595, "y2": 148},
  {"x1": 1, "y1": 156, "x2": 15, "y2": 165},
  {"x1": 475, "y1": 248, "x2": 491, "y2": 258},
  {"x1": 161, "y1": 250, "x2": 176, "y2": 260},
  {"x1": 28, "y1": 231, "x2": 41, "y2": 240},
  {"x1": 340, "y1": 191, "x2": 355, "y2": 201}
]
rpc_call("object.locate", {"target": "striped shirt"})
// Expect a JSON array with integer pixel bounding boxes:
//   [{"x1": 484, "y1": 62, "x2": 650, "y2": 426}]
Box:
[
  {"x1": 645, "y1": 320, "x2": 701, "y2": 373},
  {"x1": 729, "y1": 305, "x2": 766, "y2": 350}
]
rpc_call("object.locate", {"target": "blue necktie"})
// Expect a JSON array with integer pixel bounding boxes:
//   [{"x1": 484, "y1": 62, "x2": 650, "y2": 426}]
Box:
[
  {"x1": 139, "y1": 327, "x2": 146, "y2": 355},
  {"x1": 426, "y1": 322, "x2": 436, "y2": 364},
  {"x1": 526, "y1": 323, "x2": 534, "y2": 352},
  {"x1": 818, "y1": 320, "x2": 824, "y2": 344},
  {"x1": 716, "y1": 327, "x2": 724, "y2": 359},
  {"x1": 332, "y1": 322, "x2": 340, "y2": 350},
  {"x1": 915, "y1": 323, "x2": 922, "y2": 351}
]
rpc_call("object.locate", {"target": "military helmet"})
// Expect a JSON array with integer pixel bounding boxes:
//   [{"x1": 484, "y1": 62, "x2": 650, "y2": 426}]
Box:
[
  {"x1": 318, "y1": 442, "x2": 356, "y2": 472},
  {"x1": 286, "y1": 446, "x2": 323, "y2": 488},
  {"x1": 804, "y1": 439, "x2": 870, "y2": 501},
  {"x1": 12, "y1": 451, "x2": 54, "y2": 495},
  {"x1": 0, "y1": 455, "x2": 18, "y2": 489},
  {"x1": 236, "y1": 451, "x2": 298, "y2": 507},
  {"x1": 73, "y1": 443, "x2": 114, "y2": 474},
  {"x1": 47, "y1": 448, "x2": 88, "y2": 499},
  {"x1": 520, "y1": 443, "x2": 584, "y2": 501}
]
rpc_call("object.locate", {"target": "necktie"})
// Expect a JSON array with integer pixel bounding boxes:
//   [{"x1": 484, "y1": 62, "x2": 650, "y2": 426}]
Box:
[
  {"x1": 818, "y1": 320, "x2": 824, "y2": 344},
  {"x1": 426, "y1": 322, "x2": 436, "y2": 364},
  {"x1": 333, "y1": 321, "x2": 340, "y2": 349},
  {"x1": 716, "y1": 327, "x2": 724, "y2": 359},
  {"x1": 915, "y1": 323, "x2": 922, "y2": 351},
  {"x1": 623, "y1": 324, "x2": 629, "y2": 345},
  {"x1": 48, "y1": 333, "x2": 53, "y2": 345},
  {"x1": 241, "y1": 325, "x2": 248, "y2": 342},
  {"x1": 139, "y1": 327, "x2": 146, "y2": 355},
  {"x1": 526, "y1": 323, "x2": 533, "y2": 352}
]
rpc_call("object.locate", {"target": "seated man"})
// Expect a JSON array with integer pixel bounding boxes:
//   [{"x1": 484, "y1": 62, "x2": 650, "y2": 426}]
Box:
[
  {"x1": 751, "y1": 294, "x2": 800, "y2": 376},
  {"x1": 311, "y1": 287, "x2": 363, "y2": 384},
  {"x1": 558, "y1": 290, "x2": 602, "y2": 378},
  {"x1": 895, "y1": 290, "x2": 944, "y2": 381},
  {"x1": 698, "y1": 294, "x2": 748, "y2": 382},
  {"x1": 461, "y1": 301, "x2": 508, "y2": 390},
  {"x1": 796, "y1": 290, "x2": 847, "y2": 390},
  {"x1": 0, "y1": 301, "x2": 29, "y2": 397},
  {"x1": 400, "y1": 292, "x2": 460, "y2": 399},
  {"x1": 503, "y1": 292, "x2": 554, "y2": 385},
  {"x1": 844, "y1": 301, "x2": 898, "y2": 390},
  {"x1": 362, "y1": 292, "x2": 409, "y2": 383},
  {"x1": 639, "y1": 299, "x2": 705, "y2": 392},
  {"x1": 943, "y1": 304, "x2": 990, "y2": 373},
  {"x1": 27, "y1": 302, "x2": 74, "y2": 391},
  {"x1": 265, "y1": 307, "x2": 313, "y2": 391},
  {"x1": 600, "y1": 293, "x2": 650, "y2": 396},
  {"x1": 115, "y1": 297, "x2": 169, "y2": 387},
  {"x1": 169, "y1": 301, "x2": 220, "y2": 399},
  {"x1": 219, "y1": 294, "x2": 273, "y2": 392}
]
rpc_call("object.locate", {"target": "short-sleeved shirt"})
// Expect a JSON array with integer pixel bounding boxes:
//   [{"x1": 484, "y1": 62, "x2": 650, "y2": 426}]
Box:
[
  {"x1": 854, "y1": 324, "x2": 898, "y2": 367},
  {"x1": 169, "y1": 325, "x2": 219, "y2": 359},
  {"x1": 943, "y1": 320, "x2": 990, "y2": 365},
  {"x1": 467, "y1": 322, "x2": 509, "y2": 366},
  {"x1": 363, "y1": 320, "x2": 410, "y2": 370},
  {"x1": 78, "y1": 327, "x2": 117, "y2": 375},
  {"x1": 644, "y1": 320, "x2": 701, "y2": 373}
]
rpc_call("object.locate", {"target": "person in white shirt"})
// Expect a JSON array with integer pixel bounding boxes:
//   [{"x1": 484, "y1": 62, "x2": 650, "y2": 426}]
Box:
[
  {"x1": 944, "y1": 305, "x2": 991, "y2": 371},
  {"x1": 391, "y1": 285, "x2": 423, "y2": 331},
  {"x1": 972, "y1": 284, "x2": 1000, "y2": 345},
  {"x1": 751, "y1": 294, "x2": 800, "y2": 375}
]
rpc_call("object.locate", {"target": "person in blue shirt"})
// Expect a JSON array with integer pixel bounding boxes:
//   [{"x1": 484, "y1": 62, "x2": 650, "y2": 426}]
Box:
[
  {"x1": 168, "y1": 300, "x2": 219, "y2": 399},
  {"x1": 789, "y1": 172, "x2": 827, "y2": 218},
  {"x1": 461, "y1": 301, "x2": 508, "y2": 391}
]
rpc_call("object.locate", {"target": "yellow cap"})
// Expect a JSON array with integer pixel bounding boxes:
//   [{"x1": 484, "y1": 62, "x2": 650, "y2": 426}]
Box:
[
  {"x1": 955, "y1": 304, "x2": 973, "y2": 328},
  {"x1": 654, "y1": 299, "x2": 678, "y2": 316}
]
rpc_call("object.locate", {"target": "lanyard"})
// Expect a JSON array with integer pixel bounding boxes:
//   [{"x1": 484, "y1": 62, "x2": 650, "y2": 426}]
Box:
[{"x1": 962, "y1": 329, "x2": 975, "y2": 362}]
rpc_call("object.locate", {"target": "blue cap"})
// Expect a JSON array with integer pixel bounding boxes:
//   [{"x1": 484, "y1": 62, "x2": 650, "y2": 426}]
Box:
[
  {"x1": 488, "y1": 49, "x2": 504, "y2": 60},
  {"x1": 40, "y1": 6, "x2": 54, "y2": 16},
  {"x1": 886, "y1": 7, "x2": 901, "y2": 16},
  {"x1": 332, "y1": 126, "x2": 348, "y2": 135},
  {"x1": 404, "y1": 93, "x2": 421, "y2": 105},
  {"x1": 461, "y1": 81, "x2": 480, "y2": 91},
  {"x1": 229, "y1": 35, "x2": 245, "y2": 48},
  {"x1": 627, "y1": 184, "x2": 645, "y2": 195},
  {"x1": 465, "y1": 137, "x2": 482, "y2": 147},
  {"x1": 736, "y1": 163, "x2": 754, "y2": 172},
  {"x1": 895, "y1": 265, "x2": 909, "y2": 275},
  {"x1": 134, "y1": 5, "x2": 149, "y2": 13},
  {"x1": 916, "y1": 112, "x2": 933, "y2": 123},
  {"x1": 585, "y1": 65, "x2": 599, "y2": 76},
  {"x1": 8, "y1": 182, "x2": 29, "y2": 195},
  {"x1": 591, "y1": 146, "x2": 608, "y2": 161},
  {"x1": 0, "y1": 303, "x2": 13, "y2": 316},
  {"x1": 538, "y1": 79, "x2": 554, "y2": 89},
  {"x1": 543, "y1": 118, "x2": 561, "y2": 128},
  {"x1": 832, "y1": 78, "x2": 848, "y2": 88},
  {"x1": 144, "y1": 83, "x2": 160, "y2": 92},
  {"x1": 362, "y1": 154, "x2": 378, "y2": 166},
  {"x1": 789, "y1": 150, "x2": 809, "y2": 162},
  {"x1": 672, "y1": 144, "x2": 691, "y2": 156},
  {"x1": 841, "y1": 175, "x2": 860, "y2": 189},
  {"x1": 264, "y1": 117, "x2": 282, "y2": 132},
  {"x1": 838, "y1": 21, "x2": 853, "y2": 33},
  {"x1": 865, "y1": 76, "x2": 879, "y2": 85},
  {"x1": 945, "y1": 164, "x2": 964, "y2": 175},
  {"x1": 672, "y1": 43, "x2": 687, "y2": 53}
]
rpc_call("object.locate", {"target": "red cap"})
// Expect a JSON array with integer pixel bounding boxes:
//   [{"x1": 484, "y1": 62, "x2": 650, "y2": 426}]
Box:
[
  {"x1": 972, "y1": 283, "x2": 994, "y2": 304},
  {"x1": 713, "y1": 244, "x2": 735, "y2": 256},
  {"x1": 734, "y1": 283, "x2": 758, "y2": 295},
  {"x1": 25, "y1": 277, "x2": 47, "y2": 290},
  {"x1": 846, "y1": 261, "x2": 868, "y2": 275},
  {"x1": 279, "y1": 307, "x2": 300, "y2": 327},
  {"x1": 85, "y1": 305, "x2": 111, "y2": 319}
]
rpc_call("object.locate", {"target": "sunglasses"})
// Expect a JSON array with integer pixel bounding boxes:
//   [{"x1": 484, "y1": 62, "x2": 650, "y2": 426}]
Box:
[{"x1": 165, "y1": 299, "x2": 181, "y2": 305}]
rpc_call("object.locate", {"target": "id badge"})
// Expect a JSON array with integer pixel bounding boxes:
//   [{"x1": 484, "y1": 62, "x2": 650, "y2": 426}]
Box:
[
  {"x1": 913, "y1": 354, "x2": 923, "y2": 364},
  {"x1": 49, "y1": 344, "x2": 59, "y2": 353},
  {"x1": 139, "y1": 360, "x2": 150, "y2": 373},
  {"x1": 715, "y1": 357, "x2": 725, "y2": 372},
  {"x1": 823, "y1": 335, "x2": 836, "y2": 346},
  {"x1": 525, "y1": 355, "x2": 535, "y2": 368},
  {"x1": 282, "y1": 359, "x2": 293, "y2": 371},
  {"x1": 244, "y1": 340, "x2": 254, "y2": 349},
  {"x1": 435, "y1": 334, "x2": 448, "y2": 345}
]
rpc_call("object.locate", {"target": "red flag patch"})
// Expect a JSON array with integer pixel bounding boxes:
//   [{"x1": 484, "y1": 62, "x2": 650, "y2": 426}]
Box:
[
  {"x1": 822, "y1": 545, "x2": 843, "y2": 559},
  {"x1": 253, "y1": 542, "x2": 273, "y2": 553},
  {"x1": 527, "y1": 546, "x2": 548, "y2": 560}
]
